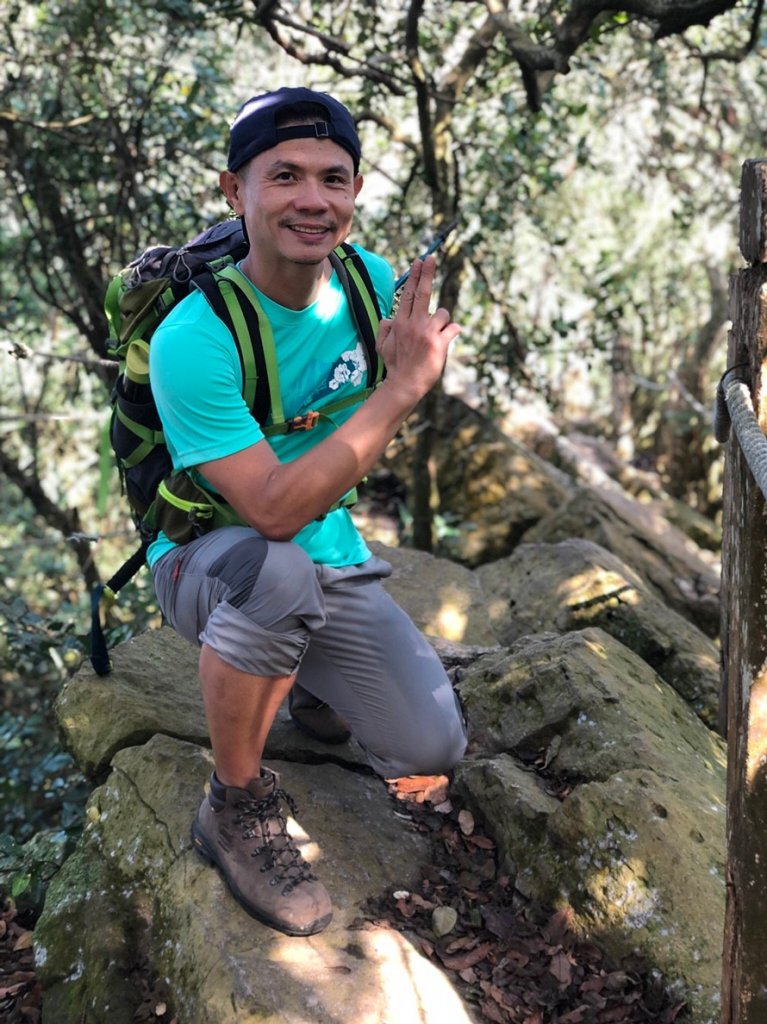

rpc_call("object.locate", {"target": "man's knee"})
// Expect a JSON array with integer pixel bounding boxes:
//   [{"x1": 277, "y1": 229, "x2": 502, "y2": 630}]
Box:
[
  {"x1": 199, "y1": 534, "x2": 327, "y2": 677},
  {"x1": 368, "y1": 704, "x2": 468, "y2": 778}
]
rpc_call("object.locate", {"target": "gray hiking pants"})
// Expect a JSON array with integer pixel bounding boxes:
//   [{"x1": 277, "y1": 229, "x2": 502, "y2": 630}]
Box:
[{"x1": 151, "y1": 526, "x2": 467, "y2": 778}]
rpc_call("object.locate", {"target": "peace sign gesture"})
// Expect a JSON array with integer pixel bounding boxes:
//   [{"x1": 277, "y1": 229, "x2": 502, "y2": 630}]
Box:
[{"x1": 376, "y1": 256, "x2": 461, "y2": 404}]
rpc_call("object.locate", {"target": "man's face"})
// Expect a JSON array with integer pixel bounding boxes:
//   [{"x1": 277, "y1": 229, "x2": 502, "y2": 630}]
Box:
[{"x1": 223, "y1": 137, "x2": 362, "y2": 267}]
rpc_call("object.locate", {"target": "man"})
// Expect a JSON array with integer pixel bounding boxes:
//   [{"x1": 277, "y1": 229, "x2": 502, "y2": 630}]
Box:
[{"x1": 147, "y1": 87, "x2": 467, "y2": 938}]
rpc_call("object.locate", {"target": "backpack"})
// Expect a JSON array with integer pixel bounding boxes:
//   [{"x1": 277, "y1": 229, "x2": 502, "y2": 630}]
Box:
[{"x1": 90, "y1": 218, "x2": 383, "y2": 675}]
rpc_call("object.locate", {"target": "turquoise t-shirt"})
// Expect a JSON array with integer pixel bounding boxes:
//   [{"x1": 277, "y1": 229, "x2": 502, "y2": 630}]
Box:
[{"x1": 146, "y1": 244, "x2": 394, "y2": 569}]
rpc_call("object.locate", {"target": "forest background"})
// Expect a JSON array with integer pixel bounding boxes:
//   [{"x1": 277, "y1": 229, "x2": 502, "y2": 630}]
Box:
[{"x1": 1, "y1": 0, "x2": 765, "y2": 917}]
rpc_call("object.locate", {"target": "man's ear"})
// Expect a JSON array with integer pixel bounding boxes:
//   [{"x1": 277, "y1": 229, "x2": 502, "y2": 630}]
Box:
[
  {"x1": 353, "y1": 173, "x2": 363, "y2": 198},
  {"x1": 220, "y1": 170, "x2": 245, "y2": 214}
]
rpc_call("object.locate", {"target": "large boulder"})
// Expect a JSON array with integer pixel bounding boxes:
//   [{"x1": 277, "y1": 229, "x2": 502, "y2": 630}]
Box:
[
  {"x1": 369, "y1": 539, "x2": 498, "y2": 645},
  {"x1": 56, "y1": 539, "x2": 496, "y2": 780},
  {"x1": 36, "y1": 734, "x2": 475, "y2": 1024},
  {"x1": 523, "y1": 486, "x2": 720, "y2": 636},
  {"x1": 55, "y1": 626, "x2": 369, "y2": 780},
  {"x1": 476, "y1": 538, "x2": 720, "y2": 725},
  {"x1": 383, "y1": 392, "x2": 572, "y2": 567},
  {"x1": 455, "y1": 628, "x2": 726, "y2": 1024}
]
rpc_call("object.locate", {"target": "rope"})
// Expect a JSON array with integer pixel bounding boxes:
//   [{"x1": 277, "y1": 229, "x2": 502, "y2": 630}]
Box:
[{"x1": 715, "y1": 365, "x2": 767, "y2": 499}]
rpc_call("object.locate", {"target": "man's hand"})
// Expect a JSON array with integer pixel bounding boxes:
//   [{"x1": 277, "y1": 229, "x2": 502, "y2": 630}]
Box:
[{"x1": 376, "y1": 256, "x2": 461, "y2": 403}]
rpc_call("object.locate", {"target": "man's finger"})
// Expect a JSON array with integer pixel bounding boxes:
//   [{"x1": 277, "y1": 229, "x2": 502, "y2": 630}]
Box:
[
  {"x1": 375, "y1": 318, "x2": 394, "y2": 353},
  {"x1": 410, "y1": 255, "x2": 436, "y2": 314},
  {"x1": 396, "y1": 257, "x2": 422, "y2": 316}
]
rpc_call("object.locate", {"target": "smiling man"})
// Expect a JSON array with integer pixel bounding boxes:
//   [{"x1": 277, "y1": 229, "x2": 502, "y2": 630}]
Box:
[{"x1": 147, "y1": 87, "x2": 467, "y2": 938}]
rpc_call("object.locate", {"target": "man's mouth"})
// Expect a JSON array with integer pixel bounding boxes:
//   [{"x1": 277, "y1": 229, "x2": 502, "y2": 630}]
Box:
[{"x1": 285, "y1": 224, "x2": 333, "y2": 236}]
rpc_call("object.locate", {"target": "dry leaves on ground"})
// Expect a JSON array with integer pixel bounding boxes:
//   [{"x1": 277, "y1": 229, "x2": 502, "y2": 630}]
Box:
[
  {"x1": 0, "y1": 901, "x2": 40, "y2": 1023},
  {"x1": 362, "y1": 797, "x2": 689, "y2": 1024}
]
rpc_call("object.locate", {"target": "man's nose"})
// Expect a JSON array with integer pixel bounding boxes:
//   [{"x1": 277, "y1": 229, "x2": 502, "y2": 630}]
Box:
[{"x1": 294, "y1": 178, "x2": 328, "y2": 210}]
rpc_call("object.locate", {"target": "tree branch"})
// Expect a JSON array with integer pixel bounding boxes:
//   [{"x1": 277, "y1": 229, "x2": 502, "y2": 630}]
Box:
[{"x1": 0, "y1": 441, "x2": 100, "y2": 589}]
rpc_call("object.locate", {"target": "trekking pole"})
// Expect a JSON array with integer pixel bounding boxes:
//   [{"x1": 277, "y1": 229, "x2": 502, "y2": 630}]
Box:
[{"x1": 394, "y1": 219, "x2": 458, "y2": 292}]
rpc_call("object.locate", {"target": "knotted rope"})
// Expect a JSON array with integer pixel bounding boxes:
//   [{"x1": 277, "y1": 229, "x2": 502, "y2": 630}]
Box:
[{"x1": 714, "y1": 364, "x2": 767, "y2": 498}]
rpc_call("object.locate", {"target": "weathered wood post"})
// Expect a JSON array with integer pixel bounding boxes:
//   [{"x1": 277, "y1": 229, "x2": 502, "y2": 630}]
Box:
[{"x1": 721, "y1": 159, "x2": 767, "y2": 1023}]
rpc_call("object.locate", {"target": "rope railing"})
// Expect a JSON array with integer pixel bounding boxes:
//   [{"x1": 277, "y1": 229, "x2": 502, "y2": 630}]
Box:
[{"x1": 715, "y1": 364, "x2": 767, "y2": 500}]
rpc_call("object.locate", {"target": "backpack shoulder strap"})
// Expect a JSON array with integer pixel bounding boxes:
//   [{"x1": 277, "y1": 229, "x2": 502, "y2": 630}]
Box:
[
  {"x1": 330, "y1": 243, "x2": 384, "y2": 386},
  {"x1": 194, "y1": 248, "x2": 384, "y2": 435},
  {"x1": 193, "y1": 266, "x2": 281, "y2": 430}
]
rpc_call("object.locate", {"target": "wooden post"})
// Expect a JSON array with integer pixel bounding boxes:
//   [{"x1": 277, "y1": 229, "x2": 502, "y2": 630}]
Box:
[{"x1": 721, "y1": 159, "x2": 767, "y2": 1022}]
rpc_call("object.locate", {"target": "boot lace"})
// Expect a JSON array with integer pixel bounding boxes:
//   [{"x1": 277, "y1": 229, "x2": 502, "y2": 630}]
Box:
[{"x1": 235, "y1": 789, "x2": 318, "y2": 896}]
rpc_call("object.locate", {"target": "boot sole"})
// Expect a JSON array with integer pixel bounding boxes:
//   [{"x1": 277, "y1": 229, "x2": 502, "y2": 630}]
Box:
[{"x1": 190, "y1": 821, "x2": 333, "y2": 937}]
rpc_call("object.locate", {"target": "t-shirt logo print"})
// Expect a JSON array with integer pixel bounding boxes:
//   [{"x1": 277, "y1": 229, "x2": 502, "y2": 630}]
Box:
[{"x1": 327, "y1": 342, "x2": 366, "y2": 392}]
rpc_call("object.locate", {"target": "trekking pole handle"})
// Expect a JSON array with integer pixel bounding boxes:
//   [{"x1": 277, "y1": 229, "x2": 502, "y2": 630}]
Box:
[{"x1": 394, "y1": 219, "x2": 458, "y2": 292}]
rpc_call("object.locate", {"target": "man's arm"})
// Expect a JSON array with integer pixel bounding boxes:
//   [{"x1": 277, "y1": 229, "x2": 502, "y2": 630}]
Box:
[{"x1": 198, "y1": 256, "x2": 459, "y2": 541}]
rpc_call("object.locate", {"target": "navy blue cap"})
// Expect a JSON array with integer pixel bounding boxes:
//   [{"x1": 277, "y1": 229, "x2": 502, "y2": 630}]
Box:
[{"x1": 227, "y1": 88, "x2": 361, "y2": 173}]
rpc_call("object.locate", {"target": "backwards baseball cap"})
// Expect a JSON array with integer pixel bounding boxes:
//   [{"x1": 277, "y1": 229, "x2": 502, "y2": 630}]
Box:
[{"x1": 227, "y1": 87, "x2": 361, "y2": 173}]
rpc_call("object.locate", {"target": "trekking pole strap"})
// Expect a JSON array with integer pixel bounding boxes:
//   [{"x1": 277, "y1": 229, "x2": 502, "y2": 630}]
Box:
[{"x1": 89, "y1": 541, "x2": 149, "y2": 676}]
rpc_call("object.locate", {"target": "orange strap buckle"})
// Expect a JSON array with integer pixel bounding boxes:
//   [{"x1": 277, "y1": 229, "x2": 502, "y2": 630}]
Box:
[{"x1": 287, "y1": 410, "x2": 320, "y2": 432}]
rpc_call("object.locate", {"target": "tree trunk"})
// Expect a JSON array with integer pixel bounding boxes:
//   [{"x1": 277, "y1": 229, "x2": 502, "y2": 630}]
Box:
[
  {"x1": 661, "y1": 265, "x2": 729, "y2": 511},
  {"x1": 611, "y1": 333, "x2": 635, "y2": 463},
  {"x1": 720, "y1": 159, "x2": 767, "y2": 1023}
]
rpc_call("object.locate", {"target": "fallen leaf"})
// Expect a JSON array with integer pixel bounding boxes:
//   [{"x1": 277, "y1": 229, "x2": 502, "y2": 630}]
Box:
[
  {"x1": 386, "y1": 774, "x2": 450, "y2": 805},
  {"x1": 543, "y1": 906, "x2": 575, "y2": 945},
  {"x1": 0, "y1": 982, "x2": 27, "y2": 999},
  {"x1": 396, "y1": 898, "x2": 416, "y2": 919},
  {"x1": 465, "y1": 834, "x2": 495, "y2": 850},
  {"x1": 550, "y1": 950, "x2": 573, "y2": 986},
  {"x1": 440, "y1": 941, "x2": 494, "y2": 971},
  {"x1": 480, "y1": 979, "x2": 508, "y2": 1006},
  {"x1": 580, "y1": 975, "x2": 607, "y2": 993},
  {"x1": 433, "y1": 800, "x2": 453, "y2": 814},
  {"x1": 432, "y1": 905, "x2": 458, "y2": 937},
  {"x1": 410, "y1": 893, "x2": 436, "y2": 910},
  {"x1": 480, "y1": 997, "x2": 508, "y2": 1023},
  {"x1": 597, "y1": 1006, "x2": 635, "y2": 1022},
  {"x1": 13, "y1": 930, "x2": 34, "y2": 952},
  {"x1": 458, "y1": 809, "x2": 475, "y2": 835},
  {"x1": 481, "y1": 905, "x2": 517, "y2": 939},
  {"x1": 559, "y1": 1008, "x2": 588, "y2": 1023},
  {"x1": 459, "y1": 967, "x2": 478, "y2": 984}
]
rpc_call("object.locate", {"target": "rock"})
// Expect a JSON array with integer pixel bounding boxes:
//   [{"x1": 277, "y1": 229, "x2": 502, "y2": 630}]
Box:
[
  {"x1": 523, "y1": 486, "x2": 720, "y2": 636},
  {"x1": 384, "y1": 393, "x2": 572, "y2": 567},
  {"x1": 36, "y1": 734, "x2": 476, "y2": 1024},
  {"x1": 369, "y1": 540, "x2": 498, "y2": 645},
  {"x1": 33, "y1": 841, "x2": 142, "y2": 1024},
  {"x1": 476, "y1": 538, "x2": 720, "y2": 726},
  {"x1": 44, "y1": 528, "x2": 728, "y2": 1023},
  {"x1": 455, "y1": 628, "x2": 726, "y2": 1024},
  {"x1": 56, "y1": 626, "x2": 370, "y2": 779}
]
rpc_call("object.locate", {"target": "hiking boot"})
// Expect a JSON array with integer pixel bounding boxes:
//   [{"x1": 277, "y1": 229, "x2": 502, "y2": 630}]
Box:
[
  {"x1": 191, "y1": 768, "x2": 332, "y2": 936},
  {"x1": 288, "y1": 683, "x2": 351, "y2": 744}
]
